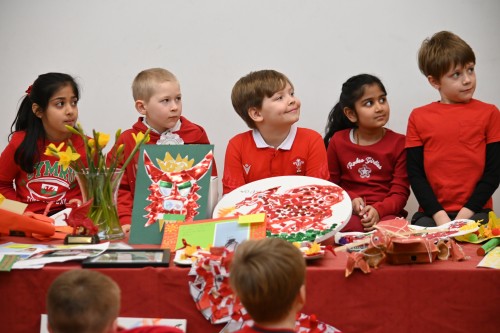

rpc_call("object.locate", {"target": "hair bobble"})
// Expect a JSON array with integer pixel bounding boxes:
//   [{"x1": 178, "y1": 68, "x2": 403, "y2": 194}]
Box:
[{"x1": 25, "y1": 85, "x2": 33, "y2": 96}]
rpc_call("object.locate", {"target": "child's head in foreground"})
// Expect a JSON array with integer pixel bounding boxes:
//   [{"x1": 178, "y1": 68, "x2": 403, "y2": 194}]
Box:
[
  {"x1": 418, "y1": 31, "x2": 476, "y2": 104},
  {"x1": 47, "y1": 269, "x2": 120, "y2": 333},
  {"x1": 231, "y1": 69, "x2": 300, "y2": 129},
  {"x1": 132, "y1": 67, "x2": 182, "y2": 132},
  {"x1": 230, "y1": 237, "x2": 306, "y2": 325}
]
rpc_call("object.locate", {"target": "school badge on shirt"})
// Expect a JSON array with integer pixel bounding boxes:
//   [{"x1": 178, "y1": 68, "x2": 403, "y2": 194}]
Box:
[
  {"x1": 293, "y1": 158, "x2": 305, "y2": 174},
  {"x1": 243, "y1": 164, "x2": 251, "y2": 175}
]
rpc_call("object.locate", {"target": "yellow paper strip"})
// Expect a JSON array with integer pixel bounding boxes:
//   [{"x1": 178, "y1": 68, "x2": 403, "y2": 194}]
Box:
[{"x1": 238, "y1": 213, "x2": 266, "y2": 224}]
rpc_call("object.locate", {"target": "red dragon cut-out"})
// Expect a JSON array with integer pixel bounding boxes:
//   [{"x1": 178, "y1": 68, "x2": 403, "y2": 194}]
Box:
[
  {"x1": 221, "y1": 184, "x2": 345, "y2": 235},
  {"x1": 142, "y1": 150, "x2": 213, "y2": 227}
]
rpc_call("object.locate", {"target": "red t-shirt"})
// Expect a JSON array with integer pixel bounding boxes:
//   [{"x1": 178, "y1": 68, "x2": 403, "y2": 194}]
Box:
[
  {"x1": 406, "y1": 99, "x2": 500, "y2": 211},
  {"x1": 222, "y1": 126, "x2": 329, "y2": 194},
  {"x1": 0, "y1": 131, "x2": 87, "y2": 214},
  {"x1": 113, "y1": 117, "x2": 216, "y2": 225}
]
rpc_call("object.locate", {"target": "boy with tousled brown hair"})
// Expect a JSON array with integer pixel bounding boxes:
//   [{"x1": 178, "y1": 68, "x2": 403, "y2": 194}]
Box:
[
  {"x1": 229, "y1": 238, "x2": 306, "y2": 332},
  {"x1": 223, "y1": 69, "x2": 329, "y2": 194},
  {"x1": 46, "y1": 269, "x2": 182, "y2": 333}
]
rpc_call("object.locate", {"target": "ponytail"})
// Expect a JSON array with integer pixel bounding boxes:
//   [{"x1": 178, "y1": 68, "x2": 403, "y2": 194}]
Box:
[{"x1": 323, "y1": 102, "x2": 355, "y2": 148}]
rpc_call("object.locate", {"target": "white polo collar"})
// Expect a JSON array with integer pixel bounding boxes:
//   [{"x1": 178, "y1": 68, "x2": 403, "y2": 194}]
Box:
[{"x1": 252, "y1": 125, "x2": 297, "y2": 150}]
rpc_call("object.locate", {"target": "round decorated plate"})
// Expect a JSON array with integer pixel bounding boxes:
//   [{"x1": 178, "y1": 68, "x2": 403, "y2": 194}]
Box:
[
  {"x1": 213, "y1": 176, "x2": 351, "y2": 242},
  {"x1": 408, "y1": 219, "x2": 477, "y2": 241}
]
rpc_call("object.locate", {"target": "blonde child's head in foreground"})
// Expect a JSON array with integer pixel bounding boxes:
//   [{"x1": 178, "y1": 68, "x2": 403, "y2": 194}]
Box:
[
  {"x1": 230, "y1": 238, "x2": 306, "y2": 326},
  {"x1": 47, "y1": 269, "x2": 120, "y2": 333},
  {"x1": 132, "y1": 68, "x2": 182, "y2": 133},
  {"x1": 418, "y1": 31, "x2": 476, "y2": 104},
  {"x1": 231, "y1": 69, "x2": 301, "y2": 130}
]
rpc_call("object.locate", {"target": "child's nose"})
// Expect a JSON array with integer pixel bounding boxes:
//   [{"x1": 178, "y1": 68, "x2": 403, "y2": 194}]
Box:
[
  {"x1": 463, "y1": 73, "x2": 472, "y2": 84},
  {"x1": 171, "y1": 101, "x2": 180, "y2": 110},
  {"x1": 66, "y1": 105, "x2": 76, "y2": 114}
]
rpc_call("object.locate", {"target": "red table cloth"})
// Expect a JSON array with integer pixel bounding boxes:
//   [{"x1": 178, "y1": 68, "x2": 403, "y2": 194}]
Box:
[{"x1": 0, "y1": 236, "x2": 498, "y2": 333}]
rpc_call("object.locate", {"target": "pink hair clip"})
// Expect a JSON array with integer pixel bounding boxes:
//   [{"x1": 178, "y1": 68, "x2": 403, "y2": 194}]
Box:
[{"x1": 25, "y1": 85, "x2": 33, "y2": 96}]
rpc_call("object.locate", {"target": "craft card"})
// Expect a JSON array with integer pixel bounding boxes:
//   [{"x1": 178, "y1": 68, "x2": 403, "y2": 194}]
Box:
[
  {"x1": 162, "y1": 216, "x2": 266, "y2": 251},
  {"x1": 129, "y1": 145, "x2": 214, "y2": 244},
  {"x1": 40, "y1": 314, "x2": 187, "y2": 332},
  {"x1": 477, "y1": 247, "x2": 500, "y2": 269}
]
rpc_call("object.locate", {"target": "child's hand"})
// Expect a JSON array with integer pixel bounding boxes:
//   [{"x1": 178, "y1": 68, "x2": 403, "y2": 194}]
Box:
[
  {"x1": 456, "y1": 207, "x2": 474, "y2": 221},
  {"x1": 433, "y1": 210, "x2": 451, "y2": 226},
  {"x1": 121, "y1": 224, "x2": 131, "y2": 233},
  {"x1": 352, "y1": 197, "x2": 365, "y2": 214},
  {"x1": 360, "y1": 206, "x2": 380, "y2": 231}
]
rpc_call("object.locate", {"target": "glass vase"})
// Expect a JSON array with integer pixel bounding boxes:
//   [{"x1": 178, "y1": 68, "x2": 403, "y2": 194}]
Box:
[{"x1": 76, "y1": 169, "x2": 124, "y2": 241}]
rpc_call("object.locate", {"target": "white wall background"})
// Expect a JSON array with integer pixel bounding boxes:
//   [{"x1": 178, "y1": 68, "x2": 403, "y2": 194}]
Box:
[{"x1": 1, "y1": 0, "x2": 499, "y2": 215}]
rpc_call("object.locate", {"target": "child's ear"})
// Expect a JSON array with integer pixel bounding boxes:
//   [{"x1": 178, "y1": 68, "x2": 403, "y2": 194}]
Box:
[
  {"x1": 343, "y1": 107, "x2": 357, "y2": 123},
  {"x1": 248, "y1": 107, "x2": 263, "y2": 123},
  {"x1": 32, "y1": 104, "x2": 43, "y2": 118},
  {"x1": 427, "y1": 75, "x2": 441, "y2": 90},
  {"x1": 135, "y1": 100, "x2": 147, "y2": 115},
  {"x1": 294, "y1": 284, "x2": 306, "y2": 311}
]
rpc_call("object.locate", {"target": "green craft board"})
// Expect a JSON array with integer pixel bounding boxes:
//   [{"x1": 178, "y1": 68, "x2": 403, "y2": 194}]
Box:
[{"x1": 129, "y1": 144, "x2": 214, "y2": 244}]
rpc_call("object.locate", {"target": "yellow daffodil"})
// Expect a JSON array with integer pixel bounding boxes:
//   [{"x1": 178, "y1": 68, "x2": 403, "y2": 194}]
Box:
[
  {"x1": 96, "y1": 133, "x2": 110, "y2": 148},
  {"x1": 44, "y1": 142, "x2": 65, "y2": 157},
  {"x1": 58, "y1": 147, "x2": 81, "y2": 171},
  {"x1": 132, "y1": 131, "x2": 150, "y2": 145}
]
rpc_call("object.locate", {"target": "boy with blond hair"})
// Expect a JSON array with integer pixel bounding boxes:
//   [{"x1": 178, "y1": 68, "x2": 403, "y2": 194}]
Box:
[
  {"x1": 229, "y1": 238, "x2": 306, "y2": 332},
  {"x1": 406, "y1": 31, "x2": 500, "y2": 227},
  {"x1": 46, "y1": 269, "x2": 182, "y2": 333},
  {"x1": 222, "y1": 69, "x2": 329, "y2": 194},
  {"x1": 115, "y1": 68, "x2": 217, "y2": 226}
]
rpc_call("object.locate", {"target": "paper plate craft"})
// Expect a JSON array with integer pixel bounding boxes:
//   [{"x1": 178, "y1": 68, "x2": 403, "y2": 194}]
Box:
[
  {"x1": 408, "y1": 219, "x2": 478, "y2": 242},
  {"x1": 294, "y1": 241, "x2": 334, "y2": 261},
  {"x1": 214, "y1": 176, "x2": 351, "y2": 243},
  {"x1": 454, "y1": 212, "x2": 500, "y2": 243}
]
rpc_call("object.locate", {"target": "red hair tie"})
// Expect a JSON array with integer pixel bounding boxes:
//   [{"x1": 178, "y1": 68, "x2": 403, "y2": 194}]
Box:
[{"x1": 25, "y1": 85, "x2": 33, "y2": 96}]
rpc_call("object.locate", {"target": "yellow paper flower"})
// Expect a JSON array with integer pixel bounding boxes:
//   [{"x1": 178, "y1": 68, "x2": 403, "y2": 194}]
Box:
[
  {"x1": 305, "y1": 242, "x2": 321, "y2": 255},
  {"x1": 58, "y1": 147, "x2": 81, "y2": 170}
]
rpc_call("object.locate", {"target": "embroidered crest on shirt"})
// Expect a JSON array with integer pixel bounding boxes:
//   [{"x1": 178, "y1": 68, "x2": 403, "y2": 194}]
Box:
[
  {"x1": 292, "y1": 158, "x2": 305, "y2": 174},
  {"x1": 358, "y1": 164, "x2": 372, "y2": 178},
  {"x1": 243, "y1": 164, "x2": 251, "y2": 175}
]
